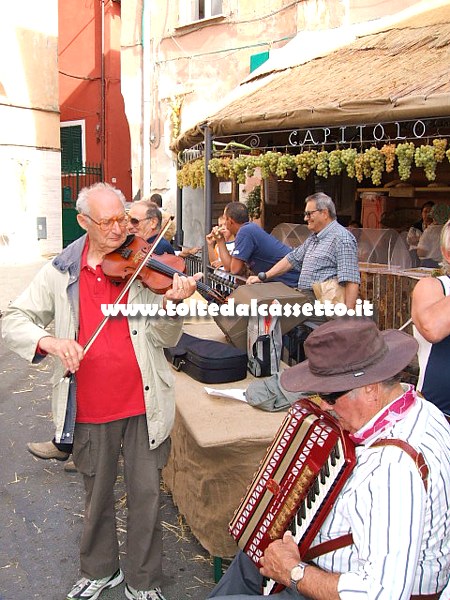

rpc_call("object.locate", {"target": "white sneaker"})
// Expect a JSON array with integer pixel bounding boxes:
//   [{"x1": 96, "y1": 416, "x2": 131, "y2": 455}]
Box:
[
  {"x1": 125, "y1": 583, "x2": 167, "y2": 600},
  {"x1": 66, "y1": 568, "x2": 124, "y2": 599}
]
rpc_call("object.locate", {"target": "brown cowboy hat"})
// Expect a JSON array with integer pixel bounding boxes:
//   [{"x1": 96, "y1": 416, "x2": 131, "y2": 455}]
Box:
[{"x1": 280, "y1": 318, "x2": 418, "y2": 394}]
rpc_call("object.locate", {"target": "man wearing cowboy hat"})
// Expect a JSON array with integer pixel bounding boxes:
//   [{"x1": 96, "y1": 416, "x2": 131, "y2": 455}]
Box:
[{"x1": 207, "y1": 318, "x2": 450, "y2": 600}]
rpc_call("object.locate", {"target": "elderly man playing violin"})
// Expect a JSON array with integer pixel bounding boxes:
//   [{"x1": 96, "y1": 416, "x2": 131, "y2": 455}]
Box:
[{"x1": 2, "y1": 182, "x2": 201, "y2": 600}]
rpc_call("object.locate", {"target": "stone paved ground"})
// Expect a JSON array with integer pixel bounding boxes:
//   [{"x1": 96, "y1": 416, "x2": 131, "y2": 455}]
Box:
[{"x1": 0, "y1": 321, "x2": 217, "y2": 600}]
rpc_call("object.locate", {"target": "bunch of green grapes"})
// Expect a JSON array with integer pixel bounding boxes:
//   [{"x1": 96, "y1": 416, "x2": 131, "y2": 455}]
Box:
[
  {"x1": 294, "y1": 151, "x2": 317, "y2": 179},
  {"x1": 230, "y1": 156, "x2": 249, "y2": 184},
  {"x1": 364, "y1": 147, "x2": 385, "y2": 186},
  {"x1": 176, "y1": 162, "x2": 192, "y2": 188},
  {"x1": 414, "y1": 145, "x2": 437, "y2": 181},
  {"x1": 177, "y1": 159, "x2": 205, "y2": 189},
  {"x1": 380, "y1": 143, "x2": 396, "y2": 173},
  {"x1": 244, "y1": 154, "x2": 262, "y2": 178},
  {"x1": 315, "y1": 151, "x2": 329, "y2": 178},
  {"x1": 276, "y1": 154, "x2": 296, "y2": 179},
  {"x1": 258, "y1": 152, "x2": 279, "y2": 178},
  {"x1": 354, "y1": 153, "x2": 366, "y2": 183},
  {"x1": 208, "y1": 157, "x2": 232, "y2": 180},
  {"x1": 433, "y1": 138, "x2": 448, "y2": 163},
  {"x1": 446, "y1": 148, "x2": 450, "y2": 164},
  {"x1": 395, "y1": 142, "x2": 415, "y2": 181},
  {"x1": 340, "y1": 148, "x2": 358, "y2": 178},
  {"x1": 190, "y1": 159, "x2": 205, "y2": 188},
  {"x1": 328, "y1": 150, "x2": 343, "y2": 176}
]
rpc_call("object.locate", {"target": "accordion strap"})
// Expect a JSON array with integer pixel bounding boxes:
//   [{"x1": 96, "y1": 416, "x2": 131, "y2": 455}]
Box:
[
  {"x1": 372, "y1": 438, "x2": 429, "y2": 492},
  {"x1": 304, "y1": 533, "x2": 353, "y2": 561},
  {"x1": 303, "y1": 438, "x2": 428, "y2": 562}
]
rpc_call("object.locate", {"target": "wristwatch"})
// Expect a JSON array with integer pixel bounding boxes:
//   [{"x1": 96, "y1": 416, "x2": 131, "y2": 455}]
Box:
[
  {"x1": 257, "y1": 271, "x2": 267, "y2": 281},
  {"x1": 290, "y1": 562, "x2": 307, "y2": 591}
]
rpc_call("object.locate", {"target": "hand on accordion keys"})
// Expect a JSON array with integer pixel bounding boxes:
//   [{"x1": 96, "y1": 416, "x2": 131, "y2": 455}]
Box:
[{"x1": 259, "y1": 531, "x2": 302, "y2": 590}]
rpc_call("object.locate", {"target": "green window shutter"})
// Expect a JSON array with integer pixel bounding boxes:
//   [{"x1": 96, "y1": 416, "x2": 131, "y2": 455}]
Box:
[
  {"x1": 60, "y1": 125, "x2": 83, "y2": 171},
  {"x1": 250, "y1": 51, "x2": 269, "y2": 73}
]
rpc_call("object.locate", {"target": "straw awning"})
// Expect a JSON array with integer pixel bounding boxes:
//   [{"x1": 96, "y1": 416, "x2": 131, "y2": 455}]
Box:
[{"x1": 173, "y1": 4, "x2": 450, "y2": 153}]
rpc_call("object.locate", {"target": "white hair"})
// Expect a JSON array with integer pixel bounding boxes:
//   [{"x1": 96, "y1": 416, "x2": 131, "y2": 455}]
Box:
[{"x1": 76, "y1": 182, "x2": 126, "y2": 215}]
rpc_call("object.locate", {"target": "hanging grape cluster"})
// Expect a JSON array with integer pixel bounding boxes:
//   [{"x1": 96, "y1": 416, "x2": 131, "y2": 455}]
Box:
[
  {"x1": 364, "y1": 148, "x2": 386, "y2": 186},
  {"x1": 380, "y1": 144, "x2": 396, "y2": 173},
  {"x1": 340, "y1": 148, "x2": 358, "y2": 178},
  {"x1": 328, "y1": 150, "x2": 343, "y2": 176},
  {"x1": 414, "y1": 145, "x2": 437, "y2": 181},
  {"x1": 177, "y1": 158, "x2": 205, "y2": 188},
  {"x1": 395, "y1": 142, "x2": 416, "y2": 181},
  {"x1": 433, "y1": 138, "x2": 448, "y2": 163},
  {"x1": 177, "y1": 140, "x2": 450, "y2": 188},
  {"x1": 294, "y1": 151, "x2": 317, "y2": 179}
]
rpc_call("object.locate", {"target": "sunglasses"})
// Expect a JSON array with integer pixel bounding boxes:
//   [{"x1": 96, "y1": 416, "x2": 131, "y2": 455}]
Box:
[
  {"x1": 129, "y1": 216, "x2": 151, "y2": 227},
  {"x1": 319, "y1": 389, "x2": 351, "y2": 405}
]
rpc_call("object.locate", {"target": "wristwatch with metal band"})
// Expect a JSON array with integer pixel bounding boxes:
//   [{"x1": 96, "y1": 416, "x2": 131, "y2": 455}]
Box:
[
  {"x1": 257, "y1": 271, "x2": 267, "y2": 281},
  {"x1": 290, "y1": 562, "x2": 307, "y2": 591}
]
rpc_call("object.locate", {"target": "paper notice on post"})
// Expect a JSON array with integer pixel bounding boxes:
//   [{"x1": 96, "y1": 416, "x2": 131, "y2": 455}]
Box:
[{"x1": 204, "y1": 387, "x2": 247, "y2": 403}]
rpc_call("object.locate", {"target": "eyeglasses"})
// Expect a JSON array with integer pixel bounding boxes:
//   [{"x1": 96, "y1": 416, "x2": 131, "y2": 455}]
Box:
[
  {"x1": 319, "y1": 390, "x2": 351, "y2": 405},
  {"x1": 83, "y1": 214, "x2": 128, "y2": 231},
  {"x1": 129, "y1": 216, "x2": 151, "y2": 227},
  {"x1": 304, "y1": 209, "x2": 321, "y2": 219}
]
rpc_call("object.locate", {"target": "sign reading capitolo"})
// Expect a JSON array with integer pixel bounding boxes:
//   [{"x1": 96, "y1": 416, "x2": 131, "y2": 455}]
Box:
[{"x1": 288, "y1": 119, "x2": 442, "y2": 148}]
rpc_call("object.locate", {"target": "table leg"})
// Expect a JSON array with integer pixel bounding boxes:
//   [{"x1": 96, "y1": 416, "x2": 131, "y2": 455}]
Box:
[{"x1": 213, "y1": 556, "x2": 223, "y2": 582}]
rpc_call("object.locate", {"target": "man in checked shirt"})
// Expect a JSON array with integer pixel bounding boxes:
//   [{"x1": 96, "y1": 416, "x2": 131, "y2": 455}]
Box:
[{"x1": 247, "y1": 192, "x2": 360, "y2": 310}]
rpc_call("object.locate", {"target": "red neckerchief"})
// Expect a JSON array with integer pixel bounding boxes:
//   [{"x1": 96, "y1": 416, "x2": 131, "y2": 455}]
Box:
[{"x1": 350, "y1": 384, "x2": 416, "y2": 444}]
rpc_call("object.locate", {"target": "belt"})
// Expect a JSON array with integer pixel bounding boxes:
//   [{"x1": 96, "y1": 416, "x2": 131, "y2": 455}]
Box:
[{"x1": 411, "y1": 593, "x2": 441, "y2": 600}]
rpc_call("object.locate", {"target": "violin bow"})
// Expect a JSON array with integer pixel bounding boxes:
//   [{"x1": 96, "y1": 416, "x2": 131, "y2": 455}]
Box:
[{"x1": 59, "y1": 217, "x2": 174, "y2": 382}]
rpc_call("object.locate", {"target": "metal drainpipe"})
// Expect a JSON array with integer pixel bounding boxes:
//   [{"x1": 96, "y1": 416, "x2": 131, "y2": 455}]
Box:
[
  {"x1": 203, "y1": 125, "x2": 213, "y2": 279},
  {"x1": 175, "y1": 184, "x2": 183, "y2": 249},
  {"x1": 141, "y1": 0, "x2": 151, "y2": 198},
  {"x1": 101, "y1": 0, "x2": 105, "y2": 179}
]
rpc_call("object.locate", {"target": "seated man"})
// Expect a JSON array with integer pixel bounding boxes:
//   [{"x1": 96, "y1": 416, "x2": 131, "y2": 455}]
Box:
[
  {"x1": 127, "y1": 199, "x2": 175, "y2": 255},
  {"x1": 247, "y1": 193, "x2": 360, "y2": 309},
  {"x1": 207, "y1": 318, "x2": 450, "y2": 600},
  {"x1": 216, "y1": 202, "x2": 301, "y2": 287}
]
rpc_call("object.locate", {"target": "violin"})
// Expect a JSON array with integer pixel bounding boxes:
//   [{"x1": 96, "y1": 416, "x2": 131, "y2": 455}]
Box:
[{"x1": 102, "y1": 234, "x2": 227, "y2": 304}]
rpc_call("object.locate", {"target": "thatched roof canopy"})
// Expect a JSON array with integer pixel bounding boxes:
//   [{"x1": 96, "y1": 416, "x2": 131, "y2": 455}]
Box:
[{"x1": 173, "y1": 4, "x2": 450, "y2": 153}]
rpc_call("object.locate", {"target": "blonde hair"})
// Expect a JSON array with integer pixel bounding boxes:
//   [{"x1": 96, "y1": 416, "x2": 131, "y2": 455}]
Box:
[{"x1": 440, "y1": 218, "x2": 450, "y2": 274}]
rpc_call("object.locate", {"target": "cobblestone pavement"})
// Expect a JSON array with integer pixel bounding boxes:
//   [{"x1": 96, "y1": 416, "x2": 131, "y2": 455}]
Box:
[{"x1": 0, "y1": 322, "x2": 217, "y2": 600}]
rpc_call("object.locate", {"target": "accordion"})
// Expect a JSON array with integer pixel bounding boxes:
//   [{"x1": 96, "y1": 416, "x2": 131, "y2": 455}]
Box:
[{"x1": 229, "y1": 398, "x2": 356, "y2": 595}]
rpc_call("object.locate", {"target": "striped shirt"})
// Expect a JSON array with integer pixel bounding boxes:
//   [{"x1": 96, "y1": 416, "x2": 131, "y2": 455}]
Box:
[
  {"x1": 286, "y1": 220, "x2": 360, "y2": 290},
  {"x1": 313, "y1": 389, "x2": 450, "y2": 599}
]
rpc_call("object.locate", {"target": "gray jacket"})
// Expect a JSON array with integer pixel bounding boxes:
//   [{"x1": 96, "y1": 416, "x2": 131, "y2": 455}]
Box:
[{"x1": 2, "y1": 235, "x2": 183, "y2": 448}]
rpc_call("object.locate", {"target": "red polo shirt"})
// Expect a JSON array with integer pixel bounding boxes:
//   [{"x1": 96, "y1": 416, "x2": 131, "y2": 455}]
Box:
[{"x1": 75, "y1": 240, "x2": 145, "y2": 423}]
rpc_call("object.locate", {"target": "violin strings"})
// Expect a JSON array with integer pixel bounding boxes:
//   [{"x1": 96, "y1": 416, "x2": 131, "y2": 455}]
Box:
[{"x1": 145, "y1": 258, "x2": 224, "y2": 301}]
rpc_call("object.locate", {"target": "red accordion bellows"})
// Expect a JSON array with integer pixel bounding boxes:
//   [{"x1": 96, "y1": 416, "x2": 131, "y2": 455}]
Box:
[{"x1": 229, "y1": 398, "x2": 356, "y2": 595}]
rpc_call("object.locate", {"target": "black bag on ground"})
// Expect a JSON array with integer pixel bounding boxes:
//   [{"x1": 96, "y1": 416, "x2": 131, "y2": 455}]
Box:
[{"x1": 164, "y1": 333, "x2": 248, "y2": 384}]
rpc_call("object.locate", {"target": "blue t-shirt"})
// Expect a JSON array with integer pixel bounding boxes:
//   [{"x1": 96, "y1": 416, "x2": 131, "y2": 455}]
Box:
[
  {"x1": 147, "y1": 234, "x2": 175, "y2": 255},
  {"x1": 232, "y1": 222, "x2": 300, "y2": 287}
]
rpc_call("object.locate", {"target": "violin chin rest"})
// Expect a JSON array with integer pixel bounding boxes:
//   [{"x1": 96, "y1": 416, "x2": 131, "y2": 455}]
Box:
[{"x1": 120, "y1": 234, "x2": 135, "y2": 249}]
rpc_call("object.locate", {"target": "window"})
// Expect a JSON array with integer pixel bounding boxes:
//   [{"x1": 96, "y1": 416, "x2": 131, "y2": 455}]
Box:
[
  {"x1": 179, "y1": 0, "x2": 223, "y2": 25},
  {"x1": 60, "y1": 121, "x2": 85, "y2": 171}
]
